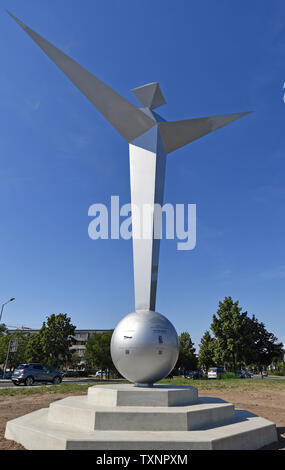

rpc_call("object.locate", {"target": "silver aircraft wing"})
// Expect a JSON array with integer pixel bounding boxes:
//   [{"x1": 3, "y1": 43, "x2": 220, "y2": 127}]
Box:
[
  {"x1": 7, "y1": 11, "x2": 156, "y2": 143},
  {"x1": 158, "y1": 112, "x2": 251, "y2": 154}
]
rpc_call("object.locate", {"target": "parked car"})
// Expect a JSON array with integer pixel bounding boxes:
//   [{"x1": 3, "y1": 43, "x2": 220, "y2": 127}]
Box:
[
  {"x1": 95, "y1": 370, "x2": 107, "y2": 378},
  {"x1": 3, "y1": 371, "x2": 12, "y2": 379},
  {"x1": 63, "y1": 371, "x2": 79, "y2": 378},
  {"x1": 261, "y1": 371, "x2": 268, "y2": 377},
  {"x1": 11, "y1": 363, "x2": 63, "y2": 386},
  {"x1": 244, "y1": 371, "x2": 252, "y2": 378},
  {"x1": 236, "y1": 370, "x2": 246, "y2": 378},
  {"x1": 207, "y1": 367, "x2": 224, "y2": 379},
  {"x1": 184, "y1": 371, "x2": 195, "y2": 379},
  {"x1": 0, "y1": 371, "x2": 12, "y2": 379},
  {"x1": 185, "y1": 370, "x2": 203, "y2": 380}
]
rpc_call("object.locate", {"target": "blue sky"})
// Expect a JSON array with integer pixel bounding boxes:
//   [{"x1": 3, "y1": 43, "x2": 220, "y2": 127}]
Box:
[{"x1": 0, "y1": 0, "x2": 285, "y2": 350}]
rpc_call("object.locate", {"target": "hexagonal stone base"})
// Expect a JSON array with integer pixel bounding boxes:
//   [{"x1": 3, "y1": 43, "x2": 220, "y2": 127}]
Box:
[
  {"x1": 5, "y1": 408, "x2": 277, "y2": 450},
  {"x1": 4, "y1": 385, "x2": 278, "y2": 450},
  {"x1": 48, "y1": 396, "x2": 235, "y2": 431},
  {"x1": 87, "y1": 384, "x2": 198, "y2": 407}
]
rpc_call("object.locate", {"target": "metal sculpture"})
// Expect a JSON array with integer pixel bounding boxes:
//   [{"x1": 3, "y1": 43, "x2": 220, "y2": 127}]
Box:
[{"x1": 8, "y1": 11, "x2": 250, "y2": 385}]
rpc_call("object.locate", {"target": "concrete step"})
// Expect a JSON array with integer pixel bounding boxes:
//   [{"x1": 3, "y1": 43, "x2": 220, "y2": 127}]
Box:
[
  {"x1": 48, "y1": 395, "x2": 235, "y2": 431},
  {"x1": 87, "y1": 384, "x2": 198, "y2": 407},
  {"x1": 5, "y1": 407, "x2": 277, "y2": 450}
]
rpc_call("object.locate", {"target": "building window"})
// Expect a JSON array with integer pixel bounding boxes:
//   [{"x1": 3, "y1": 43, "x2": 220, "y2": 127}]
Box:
[
  {"x1": 158, "y1": 336, "x2": 163, "y2": 344},
  {"x1": 75, "y1": 333, "x2": 88, "y2": 339}
]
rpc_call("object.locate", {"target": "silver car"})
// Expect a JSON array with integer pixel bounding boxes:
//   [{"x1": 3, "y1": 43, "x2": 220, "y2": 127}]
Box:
[{"x1": 12, "y1": 363, "x2": 63, "y2": 386}]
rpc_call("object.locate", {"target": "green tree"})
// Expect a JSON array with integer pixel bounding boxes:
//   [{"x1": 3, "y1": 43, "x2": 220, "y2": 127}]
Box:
[
  {"x1": 40, "y1": 314, "x2": 76, "y2": 369},
  {"x1": 176, "y1": 332, "x2": 197, "y2": 373},
  {"x1": 0, "y1": 330, "x2": 30, "y2": 371},
  {"x1": 211, "y1": 297, "x2": 248, "y2": 370},
  {"x1": 84, "y1": 331, "x2": 114, "y2": 371},
  {"x1": 0, "y1": 324, "x2": 7, "y2": 337},
  {"x1": 25, "y1": 331, "x2": 46, "y2": 363},
  {"x1": 198, "y1": 331, "x2": 216, "y2": 372},
  {"x1": 0, "y1": 334, "x2": 10, "y2": 365},
  {"x1": 244, "y1": 315, "x2": 283, "y2": 375}
]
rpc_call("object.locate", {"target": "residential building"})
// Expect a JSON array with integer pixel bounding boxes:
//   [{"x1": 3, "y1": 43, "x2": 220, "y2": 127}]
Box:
[{"x1": 7, "y1": 328, "x2": 112, "y2": 365}]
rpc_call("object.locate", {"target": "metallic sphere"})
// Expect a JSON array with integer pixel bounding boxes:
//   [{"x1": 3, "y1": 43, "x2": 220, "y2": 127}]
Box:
[{"x1": 111, "y1": 310, "x2": 179, "y2": 385}]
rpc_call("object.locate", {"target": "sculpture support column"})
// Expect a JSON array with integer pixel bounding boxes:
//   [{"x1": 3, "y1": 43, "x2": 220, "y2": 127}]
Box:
[{"x1": 129, "y1": 127, "x2": 166, "y2": 312}]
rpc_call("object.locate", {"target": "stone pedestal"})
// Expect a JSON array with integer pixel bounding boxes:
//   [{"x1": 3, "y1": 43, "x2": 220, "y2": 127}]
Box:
[{"x1": 5, "y1": 384, "x2": 277, "y2": 450}]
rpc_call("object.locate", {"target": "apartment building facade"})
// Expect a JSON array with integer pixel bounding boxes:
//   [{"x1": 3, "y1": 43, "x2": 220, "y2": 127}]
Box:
[{"x1": 7, "y1": 328, "x2": 112, "y2": 365}]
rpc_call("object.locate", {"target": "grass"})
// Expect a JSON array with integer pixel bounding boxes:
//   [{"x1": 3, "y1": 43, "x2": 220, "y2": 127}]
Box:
[
  {"x1": 0, "y1": 377, "x2": 285, "y2": 397},
  {"x1": 0, "y1": 383, "x2": 91, "y2": 397},
  {"x1": 159, "y1": 377, "x2": 285, "y2": 391}
]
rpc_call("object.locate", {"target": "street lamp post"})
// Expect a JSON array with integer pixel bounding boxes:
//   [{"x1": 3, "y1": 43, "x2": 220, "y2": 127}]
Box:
[{"x1": 0, "y1": 298, "x2": 15, "y2": 323}]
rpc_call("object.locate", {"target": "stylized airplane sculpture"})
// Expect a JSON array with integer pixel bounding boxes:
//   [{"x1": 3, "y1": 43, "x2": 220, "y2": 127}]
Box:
[
  {"x1": 7, "y1": 11, "x2": 250, "y2": 314},
  {"x1": 8, "y1": 12, "x2": 250, "y2": 384}
]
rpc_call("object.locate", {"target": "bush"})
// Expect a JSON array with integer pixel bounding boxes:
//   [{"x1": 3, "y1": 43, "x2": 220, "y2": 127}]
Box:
[
  {"x1": 223, "y1": 372, "x2": 239, "y2": 380},
  {"x1": 269, "y1": 370, "x2": 285, "y2": 376}
]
